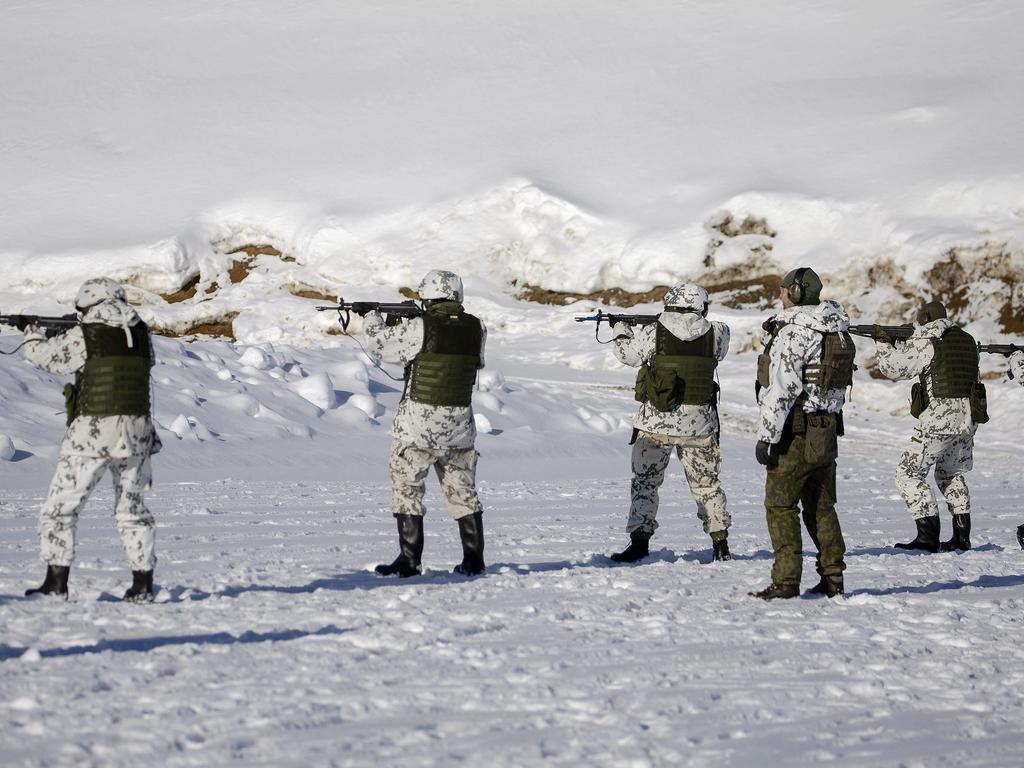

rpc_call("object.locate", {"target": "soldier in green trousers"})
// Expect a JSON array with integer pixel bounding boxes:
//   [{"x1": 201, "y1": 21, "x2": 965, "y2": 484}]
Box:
[{"x1": 750, "y1": 268, "x2": 855, "y2": 600}]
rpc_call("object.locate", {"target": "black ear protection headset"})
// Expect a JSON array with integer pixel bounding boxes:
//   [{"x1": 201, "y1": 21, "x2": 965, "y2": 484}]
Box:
[{"x1": 786, "y1": 267, "x2": 808, "y2": 304}]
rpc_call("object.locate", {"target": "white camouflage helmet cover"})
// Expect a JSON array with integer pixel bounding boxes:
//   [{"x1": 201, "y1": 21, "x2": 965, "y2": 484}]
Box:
[
  {"x1": 75, "y1": 277, "x2": 128, "y2": 311},
  {"x1": 417, "y1": 269, "x2": 464, "y2": 302},
  {"x1": 663, "y1": 281, "x2": 709, "y2": 312}
]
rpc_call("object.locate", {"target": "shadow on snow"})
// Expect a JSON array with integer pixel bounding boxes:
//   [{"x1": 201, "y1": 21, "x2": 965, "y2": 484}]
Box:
[{"x1": 0, "y1": 624, "x2": 349, "y2": 662}]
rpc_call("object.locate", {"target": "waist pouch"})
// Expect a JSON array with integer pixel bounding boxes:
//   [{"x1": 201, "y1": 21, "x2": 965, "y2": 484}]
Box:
[
  {"x1": 970, "y1": 381, "x2": 989, "y2": 425},
  {"x1": 804, "y1": 412, "x2": 839, "y2": 465},
  {"x1": 63, "y1": 383, "x2": 78, "y2": 427}
]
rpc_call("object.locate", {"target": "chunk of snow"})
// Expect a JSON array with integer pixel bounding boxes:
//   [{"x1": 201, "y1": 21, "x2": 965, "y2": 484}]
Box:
[
  {"x1": 0, "y1": 434, "x2": 15, "y2": 461},
  {"x1": 289, "y1": 372, "x2": 337, "y2": 410},
  {"x1": 238, "y1": 347, "x2": 275, "y2": 370},
  {"x1": 346, "y1": 394, "x2": 383, "y2": 418},
  {"x1": 478, "y1": 370, "x2": 507, "y2": 392},
  {"x1": 474, "y1": 413, "x2": 493, "y2": 434}
]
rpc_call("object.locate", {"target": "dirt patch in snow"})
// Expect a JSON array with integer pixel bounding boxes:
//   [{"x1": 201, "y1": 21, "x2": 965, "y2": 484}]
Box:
[
  {"x1": 289, "y1": 285, "x2": 336, "y2": 302},
  {"x1": 160, "y1": 275, "x2": 201, "y2": 304},
  {"x1": 154, "y1": 313, "x2": 239, "y2": 341},
  {"x1": 515, "y1": 260, "x2": 782, "y2": 310},
  {"x1": 924, "y1": 243, "x2": 1024, "y2": 333},
  {"x1": 226, "y1": 244, "x2": 293, "y2": 261},
  {"x1": 515, "y1": 283, "x2": 670, "y2": 308}
]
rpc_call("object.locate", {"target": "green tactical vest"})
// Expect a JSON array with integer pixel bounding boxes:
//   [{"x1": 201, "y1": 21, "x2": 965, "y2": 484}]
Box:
[
  {"x1": 405, "y1": 302, "x2": 483, "y2": 407},
  {"x1": 635, "y1": 323, "x2": 717, "y2": 411},
  {"x1": 70, "y1": 322, "x2": 152, "y2": 420},
  {"x1": 911, "y1": 326, "x2": 979, "y2": 416},
  {"x1": 756, "y1": 323, "x2": 856, "y2": 395}
]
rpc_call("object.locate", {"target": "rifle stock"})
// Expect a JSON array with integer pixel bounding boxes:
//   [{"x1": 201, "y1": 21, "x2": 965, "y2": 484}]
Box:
[{"x1": 847, "y1": 324, "x2": 914, "y2": 342}]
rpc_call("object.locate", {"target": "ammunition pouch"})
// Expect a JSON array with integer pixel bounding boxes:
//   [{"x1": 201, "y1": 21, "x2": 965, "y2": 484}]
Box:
[
  {"x1": 756, "y1": 352, "x2": 770, "y2": 392},
  {"x1": 634, "y1": 363, "x2": 682, "y2": 413},
  {"x1": 970, "y1": 381, "x2": 989, "y2": 425},
  {"x1": 910, "y1": 381, "x2": 926, "y2": 419},
  {"x1": 63, "y1": 382, "x2": 78, "y2": 426}
]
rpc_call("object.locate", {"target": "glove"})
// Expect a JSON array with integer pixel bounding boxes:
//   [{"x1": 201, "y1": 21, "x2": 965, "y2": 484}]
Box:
[
  {"x1": 755, "y1": 440, "x2": 777, "y2": 468},
  {"x1": 872, "y1": 324, "x2": 894, "y2": 345}
]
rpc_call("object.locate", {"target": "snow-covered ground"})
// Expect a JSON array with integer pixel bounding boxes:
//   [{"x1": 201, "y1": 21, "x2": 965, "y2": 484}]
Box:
[
  {"x1": 4, "y1": 1, "x2": 1024, "y2": 765},
  {"x1": 2, "y1": 326, "x2": 1024, "y2": 767}
]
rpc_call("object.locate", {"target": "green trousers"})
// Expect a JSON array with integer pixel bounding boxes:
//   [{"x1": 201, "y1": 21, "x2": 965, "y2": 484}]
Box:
[{"x1": 764, "y1": 414, "x2": 846, "y2": 588}]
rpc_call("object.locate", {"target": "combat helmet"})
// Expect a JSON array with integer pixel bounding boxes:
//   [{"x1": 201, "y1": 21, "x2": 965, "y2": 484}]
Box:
[
  {"x1": 417, "y1": 270, "x2": 464, "y2": 303},
  {"x1": 663, "y1": 282, "x2": 709, "y2": 316},
  {"x1": 75, "y1": 277, "x2": 127, "y2": 312}
]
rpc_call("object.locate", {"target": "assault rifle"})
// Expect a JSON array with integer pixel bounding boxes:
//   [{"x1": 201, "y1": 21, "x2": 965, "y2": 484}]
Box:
[
  {"x1": 575, "y1": 310, "x2": 659, "y2": 343},
  {"x1": 977, "y1": 343, "x2": 1024, "y2": 357},
  {"x1": 847, "y1": 324, "x2": 914, "y2": 343},
  {"x1": 316, "y1": 299, "x2": 422, "y2": 332},
  {"x1": 0, "y1": 313, "x2": 79, "y2": 337}
]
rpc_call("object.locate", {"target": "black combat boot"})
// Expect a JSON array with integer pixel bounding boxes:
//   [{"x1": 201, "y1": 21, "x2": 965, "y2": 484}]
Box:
[
  {"x1": 375, "y1": 514, "x2": 424, "y2": 577},
  {"x1": 453, "y1": 511, "x2": 486, "y2": 576},
  {"x1": 895, "y1": 516, "x2": 940, "y2": 553},
  {"x1": 123, "y1": 570, "x2": 155, "y2": 603},
  {"x1": 938, "y1": 514, "x2": 971, "y2": 552},
  {"x1": 748, "y1": 583, "x2": 800, "y2": 600},
  {"x1": 610, "y1": 531, "x2": 651, "y2": 563},
  {"x1": 805, "y1": 575, "x2": 844, "y2": 597},
  {"x1": 25, "y1": 565, "x2": 70, "y2": 598},
  {"x1": 711, "y1": 537, "x2": 731, "y2": 562}
]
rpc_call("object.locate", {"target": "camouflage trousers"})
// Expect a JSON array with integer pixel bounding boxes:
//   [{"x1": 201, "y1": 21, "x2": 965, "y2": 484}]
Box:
[
  {"x1": 764, "y1": 415, "x2": 846, "y2": 588},
  {"x1": 628, "y1": 431, "x2": 730, "y2": 537},
  {"x1": 389, "y1": 441, "x2": 482, "y2": 519},
  {"x1": 895, "y1": 427, "x2": 974, "y2": 520},
  {"x1": 39, "y1": 454, "x2": 156, "y2": 570}
]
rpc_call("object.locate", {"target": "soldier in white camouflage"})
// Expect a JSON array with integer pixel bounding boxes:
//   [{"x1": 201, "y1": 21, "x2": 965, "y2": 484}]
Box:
[
  {"x1": 1010, "y1": 351, "x2": 1024, "y2": 549},
  {"x1": 1009, "y1": 350, "x2": 1024, "y2": 384},
  {"x1": 605, "y1": 282, "x2": 733, "y2": 563},
  {"x1": 21, "y1": 278, "x2": 161, "y2": 602},
  {"x1": 750, "y1": 267, "x2": 854, "y2": 600},
  {"x1": 364, "y1": 269, "x2": 488, "y2": 577},
  {"x1": 874, "y1": 301, "x2": 984, "y2": 553}
]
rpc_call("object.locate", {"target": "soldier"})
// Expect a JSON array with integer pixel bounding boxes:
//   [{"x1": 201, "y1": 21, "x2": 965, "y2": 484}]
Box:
[
  {"x1": 21, "y1": 278, "x2": 161, "y2": 601},
  {"x1": 365, "y1": 270, "x2": 487, "y2": 577},
  {"x1": 606, "y1": 282, "x2": 732, "y2": 563},
  {"x1": 751, "y1": 267, "x2": 854, "y2": 599},
  {"x1": 1010, "y1": 351, "x2": 1024, "y2": 549},
  {"x1": 1010, "y1": 350, "x2": 1024, "y2": 384},
  {"x1": 875, "y1": 301, "x2": 983, "y2": 553}
]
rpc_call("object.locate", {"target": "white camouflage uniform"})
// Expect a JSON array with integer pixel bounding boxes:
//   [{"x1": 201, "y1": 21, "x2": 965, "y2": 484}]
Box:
[
  {"x1": 1010, "y1": 350, "x2": 1024, "y2": 384},
  {"x1": 612, "y1": 284, "x2": 731, "y2": 537},
  {"x1": 756, "y1": 300, "x2": 852, "y2": 444},
  {"x1": 364, "y1": 299, "x2": 487, "y2": 520},
  {"x1": 876, "y1": 318, "x2": 975, "y2": 520},
  {"x1": 23, "y1": 279, "x2": 160, "y2": 570}
]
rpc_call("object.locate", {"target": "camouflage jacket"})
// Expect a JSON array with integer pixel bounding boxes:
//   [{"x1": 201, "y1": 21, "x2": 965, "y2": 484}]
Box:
[
  {"x1": 1010, "y1": 350, "x2": 1024, "y2": 384},
  {"x1": 757, "y1": 300, "x2": 850, "y2": 445},
  {"x1": 23, "y1": 300, "x2": 161, "y2": 458},
  {"x1": 613, "y1": 312, "x2": 730, "y2": 437},
  {"x1": 875, "y1": 318, "x2": 973, "y2": 434},
  {"x1": 364, "y1": 310, "x2": 487, "y2": 449}
]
